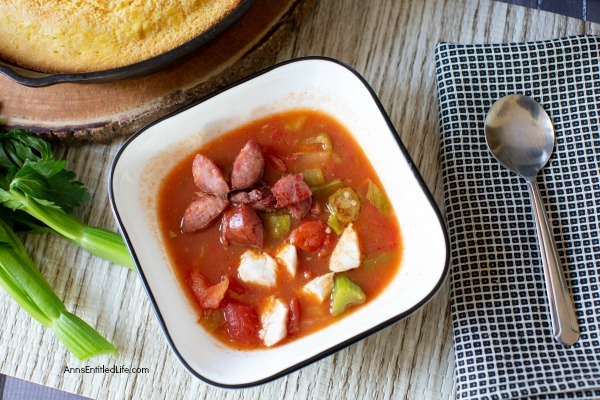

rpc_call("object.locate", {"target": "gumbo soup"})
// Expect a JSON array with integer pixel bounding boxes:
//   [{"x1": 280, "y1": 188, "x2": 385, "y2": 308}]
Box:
[{"x1": 157, "y1": 109, "x2": 402, "y2": 349}]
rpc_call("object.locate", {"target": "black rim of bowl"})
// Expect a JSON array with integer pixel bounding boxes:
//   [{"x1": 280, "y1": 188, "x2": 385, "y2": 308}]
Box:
[
  {"x1": 109, "y1": 56, "x2": 451, "y2": 389},
  {"x1": 0, "y1": 0, "x2": 255, "y2": 87}
]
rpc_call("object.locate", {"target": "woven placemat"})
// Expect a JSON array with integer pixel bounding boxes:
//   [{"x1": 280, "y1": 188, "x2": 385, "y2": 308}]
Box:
[{"x1": 436, "y1": 35, "x2": 600, "y2": 399}]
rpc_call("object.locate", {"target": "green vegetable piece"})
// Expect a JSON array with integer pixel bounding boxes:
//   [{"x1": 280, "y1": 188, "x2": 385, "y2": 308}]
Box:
[
  {"x1": 303, "y1": 133, "x2": 333, "y2": 152},
  {"x1": 330, "y1": 275, "x2": 366, "y2": 316},
  {"x1": 310, "y1": 179, "x2": 344, "y2": 199},
  {"x1": 303, "y1": 168, "x2": 325, "y2": 186},
  {"x1": 0, "y1": 206, "x2": 52, "y2": 235},
  {"x1": 0, "y1": 218, "x2": 116, "y2": 360},
  {"x1": 0, "y1": 130, "x2": 133, "y2": 269},
  {"x1": 265, "y1": 213, "x2": 291, "y2": 239},
  {"x1": 361, "y1": 252, "x2": 394, "y2": 269},
  {"x1": 327, "y1": 213, "x2": 343, "y2": 235},
  {"x1": 366, "y1": 179, "x2": 391, "y2": 215},
  {"x1": 327, "y1": 187, "x2": 361, "y2": 223},
  {"x1": 0, "y1": 129, "x2": 53, "y2": 170},
  {"x1": 285, "y1": 115, "x2": 307, "y2": 132},
  {"x1": 201, "y1": 309, "x2": 225, "y2": 332}
]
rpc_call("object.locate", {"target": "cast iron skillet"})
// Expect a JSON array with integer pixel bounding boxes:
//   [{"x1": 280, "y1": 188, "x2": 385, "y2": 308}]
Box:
[{"x1": 0, "y1": 0, "x2": 255, "y2": 87}]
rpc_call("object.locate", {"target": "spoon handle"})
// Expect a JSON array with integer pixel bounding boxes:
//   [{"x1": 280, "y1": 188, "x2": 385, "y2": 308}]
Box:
[{"x1": 528, "y1": 181, "x2": 580, "y2": 346}]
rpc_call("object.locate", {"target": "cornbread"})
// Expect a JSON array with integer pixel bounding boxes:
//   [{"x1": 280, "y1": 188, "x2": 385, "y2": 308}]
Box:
[{"x1": 0, "y1": 0, "x2": 242, "y2": 73}]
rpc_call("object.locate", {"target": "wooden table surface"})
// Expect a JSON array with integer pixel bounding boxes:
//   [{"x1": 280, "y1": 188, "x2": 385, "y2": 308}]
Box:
[{"x1": 1, "y1": 0, "x2": 599, "y2": 399}]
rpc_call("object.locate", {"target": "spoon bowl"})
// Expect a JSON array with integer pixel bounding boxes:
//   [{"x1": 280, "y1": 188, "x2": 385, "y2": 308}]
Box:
[
  {"x1": 485, "y1": 94, "x2": 580, "y2": 346},
  {"x1": 485, "y1": 95, "x2": 555, "y2": 179}
]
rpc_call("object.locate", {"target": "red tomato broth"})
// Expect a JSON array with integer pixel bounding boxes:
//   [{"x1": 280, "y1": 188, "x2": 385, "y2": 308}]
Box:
[{"x1": 156, "y1": 109, "x2": 403, "y2": 350}]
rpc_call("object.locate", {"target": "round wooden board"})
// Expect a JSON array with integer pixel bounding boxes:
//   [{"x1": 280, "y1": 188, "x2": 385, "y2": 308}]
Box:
[{"x1": 0, "y1": 0, "x2": 315, "y2": 143}]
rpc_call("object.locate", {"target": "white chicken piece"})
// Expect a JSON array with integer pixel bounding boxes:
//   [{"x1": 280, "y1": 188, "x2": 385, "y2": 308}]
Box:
[
  {"x1": 259, "y1": 297, "x2": 289, "y2": 347},
  {"x1": 329, "y1": 223, "x2": 361, "y2": 272},
  {"x1": 238, "y1": 250, "x2": 278, "y2": 287},
  {"x1": 275, "y1": 243, "x2": 298, "y2": 276},
  {"x1": 303, "y1": 272, "x2": 335, "y2": 302}
]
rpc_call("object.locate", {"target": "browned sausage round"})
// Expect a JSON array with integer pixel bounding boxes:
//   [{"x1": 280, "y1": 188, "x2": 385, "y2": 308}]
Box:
[
  {"x1": 231, "y1": 140, "x2": 265, "y2": 190},
  {"x1": 180, "y1": 193, "x2": 229, "y2": 234},
  {"x1": 272, "y1": 173, "x2": 312, "y2": 207},
  {"x1": 192, "y1": 154, "x2": 229, "y2": 196},
  {"x1": 287, "y1": 196, "x2": 312, "y2": 220},
  {"x1": 229, "y1": 185, "x2": 277, "y2": 212},
  {"x1": 220, "y1": 204, "x2": 264, "y2": 247}
]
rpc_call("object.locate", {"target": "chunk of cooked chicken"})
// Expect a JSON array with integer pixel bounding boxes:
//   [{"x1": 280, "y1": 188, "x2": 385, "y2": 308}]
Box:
[
  {"x1": 275, "y1": 243, "x2": 298, "y2": 276},
  {"x1": 303, "y1": 272, "x2": 335, "y2": 302},
  {"x1": 329, "y1": 223, "x2": 361, "y2": 272},
  {"x1": 259, "y1": 297, "x2": 289, "y2": 347},
  {"x1": 238, "y1": 250, "x2": 278, "y2": 287}
]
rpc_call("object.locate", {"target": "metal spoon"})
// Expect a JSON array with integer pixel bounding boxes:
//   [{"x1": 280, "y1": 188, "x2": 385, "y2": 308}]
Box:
[{"x1": 484, "y1": 94, "x2": 580, "y2": 346}]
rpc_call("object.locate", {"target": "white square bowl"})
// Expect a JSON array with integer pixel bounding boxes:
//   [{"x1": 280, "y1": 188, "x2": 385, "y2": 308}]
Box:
[{"x1": 109, "y1": 57, "x2": 449, "y2": 388}]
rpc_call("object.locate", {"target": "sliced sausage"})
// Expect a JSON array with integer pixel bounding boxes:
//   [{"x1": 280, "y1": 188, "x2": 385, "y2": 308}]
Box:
[
  {"x1": 272, "y1": 173, "x2": 312, "y2": 208},
  {"x1": 229, "y1": 185, "x2": 277, "y2": 212},
  {"x1": 267, "y1": 154, "x2": 287, "y2": 172},
  {"x1": 310, "y1": 200, "x2": 322, "y2": 216},
  {"x1": 287, "y1": 196, "x2": 312, "y2": 220},
  {"x1": 192, "y1": 154, "x2": 229, "y2": 196},
  {"x1": 229, "y1": 191, "x2": 251, "y2": 204},
  {"x1": 265, "y1": 149, "x2": 296, "y2": 172},
  {"x1": 221, "y1": 204, "x2": 264, "y2": 247},
  {"x1": 288, "y1": 297, "x2": 300, "y2": 335},
  {"x1": 180, "y1": 193, "x2": 229, "y2": 234},
  {"x1": 231, "y1": 140, "x2": 265, "y2": 190}
]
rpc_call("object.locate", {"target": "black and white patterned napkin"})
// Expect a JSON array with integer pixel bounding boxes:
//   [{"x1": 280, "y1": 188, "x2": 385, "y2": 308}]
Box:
[{"x1": 436, "y1": 35, "x2": 600, "y2": 399}]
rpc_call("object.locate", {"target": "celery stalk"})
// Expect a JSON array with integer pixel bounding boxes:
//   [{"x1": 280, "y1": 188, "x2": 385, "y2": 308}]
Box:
[
  {"x1": 366, "y1": 179, "x2": 391, "y2": 215},
  {"x1": 311, "y1": 179, "x2": 344, "y2": 199},
  {"x1": 303, "y1": 133, "x2": 333, "y2": 152},
  {"x1": 52, "y1": 313, "x2": 117, "y2": 359},
  {"x1": 9, "y1": 192, "x2": 133, "y2": 269},
  {"x1": 0, "y1": 219, "x2": 116, "y2": 360},
  {"x1": 303, "y1": 168, "x2": 325, "y2": 186},
  {"x1": 0, "y1": 129, "x2": 133, "y2": 269},
  {"x1": 361, "y1": 252, "x2": 395, "y2": 268},
  {"x1": 0, "y1": 267, "x2": 51, "y2": 326}
]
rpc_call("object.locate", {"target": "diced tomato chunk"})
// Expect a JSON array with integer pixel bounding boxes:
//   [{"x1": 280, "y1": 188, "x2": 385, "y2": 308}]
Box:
[
  {"x1": 189, "y1": 270, "x2": 208, "y2": 296},
  {"x1": 317, "y1": 233, "x2": 337, "y2": 259},
  {"x1": 288, "y1": 297, "x2": 300, "y2": 335},
  {"x1": 188, "y1": 271, "x2": 229, "y2": 309},
  {"x1": 289, "y1": 220, "x2": 331, "y2": 252},
  {"x1": 223, "y1": 302, "x2": 260, "y2": 346},
  {"x1": 201, "y1": 276, "x2": 229, "y2": 309}
]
